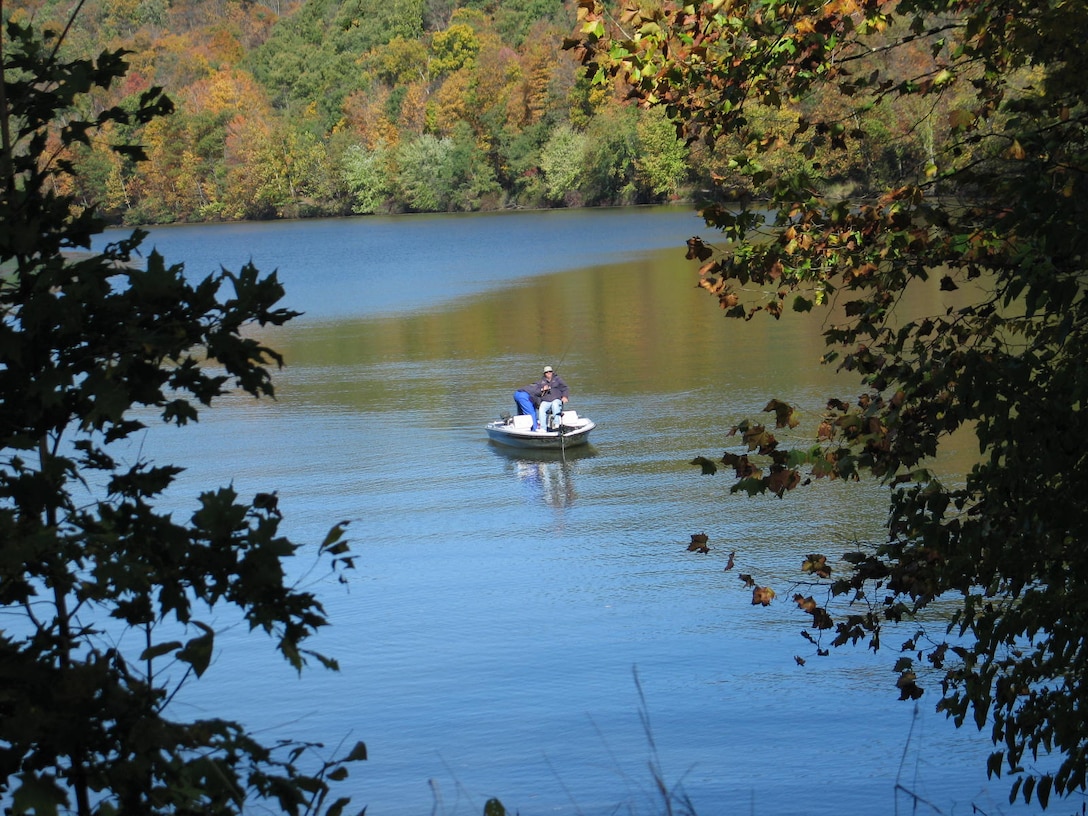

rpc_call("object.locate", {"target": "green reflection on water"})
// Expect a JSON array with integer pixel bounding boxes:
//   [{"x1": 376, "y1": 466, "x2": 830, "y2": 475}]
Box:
[{"x1": 271, "y1": 247, "x2": 849, "y2": 403}]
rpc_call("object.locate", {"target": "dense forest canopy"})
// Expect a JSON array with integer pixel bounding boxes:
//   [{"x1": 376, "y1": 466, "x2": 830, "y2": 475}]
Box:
[{"x1": 6, "y1": 0, "x2": 972, "y2": 223}]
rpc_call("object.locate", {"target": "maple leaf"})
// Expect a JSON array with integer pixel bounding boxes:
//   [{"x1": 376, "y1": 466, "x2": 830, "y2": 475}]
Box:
[
  {"x1": 767, "y1": 466, "x2": 800, "y2": 496},
  {"x1": 764, "y1": 399, "x2": 799, "y2": 428}
]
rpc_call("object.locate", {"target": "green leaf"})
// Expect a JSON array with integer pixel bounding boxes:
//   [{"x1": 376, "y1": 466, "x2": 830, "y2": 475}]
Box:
[
  {"x1": 321, "y1": 521, "x2": 351, "y2": 551},
  {"x1": 138, "y1": 641, "x2": 183, "y2": 662},
  {"x1": 177, "y1": 622, "x2": 215, "y2": 677},
  {"x1": 12, "y1": 773, "x2": 68, "y2": 815},
  {"x1": 690, "y1": 456, "x2": 718, "y2": 475},
  {"x1": 345, "y1": 741, "x2": 369, "y2": 762}
]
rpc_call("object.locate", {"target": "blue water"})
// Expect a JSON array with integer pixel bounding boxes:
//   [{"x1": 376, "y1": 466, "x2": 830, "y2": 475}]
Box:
[
  {"x1": 102, "y1": 207, "x2": 707, "y2": 319},
  {"x1": 94, "y1": 207, "x2": 1036, "y2": 816}
]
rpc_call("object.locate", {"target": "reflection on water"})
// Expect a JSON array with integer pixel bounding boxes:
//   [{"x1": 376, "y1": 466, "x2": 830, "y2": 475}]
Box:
[
  {"x1": 489, "y1": 445, "x2": 599, "y2": 508},
  {"x1": 113, "y1": 209, "x2": 1027, "y2": 816}
]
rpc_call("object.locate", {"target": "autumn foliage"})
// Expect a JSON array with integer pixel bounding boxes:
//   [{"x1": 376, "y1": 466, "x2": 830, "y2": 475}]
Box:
[{"x1": 7, "y1": 0, "x2": 990, "y2": 223}]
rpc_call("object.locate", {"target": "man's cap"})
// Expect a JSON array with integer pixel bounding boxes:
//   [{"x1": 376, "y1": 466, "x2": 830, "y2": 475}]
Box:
[{"x1": 543, "y1": 365, "x2": 553, "y2": 373}]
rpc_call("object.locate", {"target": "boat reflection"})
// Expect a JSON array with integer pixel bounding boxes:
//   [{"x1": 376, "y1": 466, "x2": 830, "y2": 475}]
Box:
[{"x1": 489, "y1": 445, "x2": 597, "y2": 508}]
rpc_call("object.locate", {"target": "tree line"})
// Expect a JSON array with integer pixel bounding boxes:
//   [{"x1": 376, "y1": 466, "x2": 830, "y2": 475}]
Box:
[{"x1": 15, "y1": 0, "x2": 975, "y2": 224}]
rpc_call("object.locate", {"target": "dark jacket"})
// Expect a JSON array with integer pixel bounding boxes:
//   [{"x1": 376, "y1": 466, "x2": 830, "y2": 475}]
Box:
[{"x1": 522, "y1": 374, "x2": 568, "y2": 406}]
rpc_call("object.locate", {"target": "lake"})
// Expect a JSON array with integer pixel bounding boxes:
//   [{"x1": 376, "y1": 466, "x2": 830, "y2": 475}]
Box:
[{"x1": 99, "y1": 207, "x2": 1026, "y2": 815}]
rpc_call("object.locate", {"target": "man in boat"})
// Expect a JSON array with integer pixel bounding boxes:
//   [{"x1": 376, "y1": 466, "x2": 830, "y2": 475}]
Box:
[{"x1": 514, "y1": 365, "x2": 569, "y2": 431}]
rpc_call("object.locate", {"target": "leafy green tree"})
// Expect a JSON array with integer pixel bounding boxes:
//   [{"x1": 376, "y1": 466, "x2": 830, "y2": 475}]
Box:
[
  {"x1": 393, "y1": 125, "x2": 498, "y2": 211},
  {"x1": 342, "y1": 141, "x2": 394, "y2": 213},
  {"x1": 538, "y1": 122, "x2": 586, "y2": 204},
  {"x1": 246, "y1": 0, "x2": 423, "y2": 126},
  {"x1": 634, "y1": 107, "x2": 687, "y2": 200},
  {"x1": 465, "y1": 0, "x2": 568, "y2": 47},
  {"x1": 429, "y1": 22, "x2": 480, "y2": 77},
  {"x1": 394, "y1": 133, "x2": 455, "y2": 211},
  {"x1": 0, "y1": 15, "x2": 363, "y2": 815},
  {"x1": 580, "y1": 104, "x2": 638, "y2": 205},
  {"x1": 364, "y1": 36, "x2": 429, "y2": 85},
  {"x1": 572, "y1": 0, "x2": 1088, "y2": 808},
  {"x1": 446, "y1": 120, "x2": 500, "y2": 210},
  {"x1": 495, "y1": 119, "x2": 549, "y2": 206}
]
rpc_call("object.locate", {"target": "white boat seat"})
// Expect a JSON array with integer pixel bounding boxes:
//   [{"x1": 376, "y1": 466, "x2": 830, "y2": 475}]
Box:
[
  {"x1": 562, "y1": 410, "x2": 580, "y2": 425},
  {"x1": 512, "y1": 414, "x2": 533, "y2": 430}
]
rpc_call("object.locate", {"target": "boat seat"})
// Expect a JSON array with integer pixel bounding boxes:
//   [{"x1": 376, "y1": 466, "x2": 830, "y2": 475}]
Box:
[
  {"x1": 561, "y1": 410, "x2": 579, "y2": 425},
  {"x1": 512, "y1": 414, "x2": 533, "y2": 430}
]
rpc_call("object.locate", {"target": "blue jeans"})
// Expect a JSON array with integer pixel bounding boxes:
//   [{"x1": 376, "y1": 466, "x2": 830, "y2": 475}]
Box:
[
  {"x1": 513, "y1": 390, "x2": 539, "y2": 430},
  {"x1": 538, "y1": 399, "x2": 563, "y2": 430}
]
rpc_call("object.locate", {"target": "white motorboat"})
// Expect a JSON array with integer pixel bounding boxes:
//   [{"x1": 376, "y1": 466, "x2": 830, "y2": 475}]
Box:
[{"x1": 486, "y1": 410, "x2": 596, "y2": 450}]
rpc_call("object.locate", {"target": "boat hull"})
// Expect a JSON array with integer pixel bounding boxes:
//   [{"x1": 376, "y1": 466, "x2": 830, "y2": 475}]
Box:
[{"x1": 486, "y1": 419, "x2": 595, "y2": 450}]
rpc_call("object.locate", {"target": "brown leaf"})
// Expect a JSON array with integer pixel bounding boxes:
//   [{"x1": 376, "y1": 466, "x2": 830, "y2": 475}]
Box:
[
  {"x1": 801, "y1": 554, "x2": 831, "y2": 578},
  {"x1": 794, "y1": 593, "x2": 817, "y2": 613},
  {"x1": 738, "y1": 573, "x2": 755, "y2": 588},
  {"x1": 767, "y1": 466, "x2": 801, "y2": 496},
  {"x1": 721, "y1": 452, "x2": 760, "y2": 478},
  {"x1": 687, "y1": 533, "x2": 709, "y2": 553},
  {"x1": 686, "y1": 236, "x2": 714, "y2": 261},
  {"x1": 724, "y1": 550, "x2": 735, "y2": 571},
  {"x1": 752, "y1": 585, "x2": 775, "y2": 606},
  {"x1": 764, "y1": 399, "x2": 799, "y2": 429},
  {"x1": 697, "y1": 276, "x2": 725, "y2": 295},
  {"x1": 794, "y1": 655, "x2": 806, "y2": 666},
  {"x1": 896, "y1": 672, "x2": 924, "y2": 700},
  {"x1": 794, "y1": 593, "x2": 833, "y2": 628}
]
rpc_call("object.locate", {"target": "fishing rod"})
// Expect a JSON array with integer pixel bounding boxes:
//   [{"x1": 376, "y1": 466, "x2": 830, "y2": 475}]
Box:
[{"x1": 550, "y1": 334, "x2": 574, "y2": 457}]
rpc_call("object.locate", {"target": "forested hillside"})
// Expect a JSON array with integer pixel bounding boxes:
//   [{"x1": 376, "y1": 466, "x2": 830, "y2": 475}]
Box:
[{"x1": 11, "y1": 0, "x2": 972, "y2": 224}]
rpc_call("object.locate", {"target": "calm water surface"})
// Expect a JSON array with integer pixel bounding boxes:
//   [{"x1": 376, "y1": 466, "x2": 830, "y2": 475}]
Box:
[{"x1": 101, "y1": 208, "x2": 1027, "y2": 815}]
